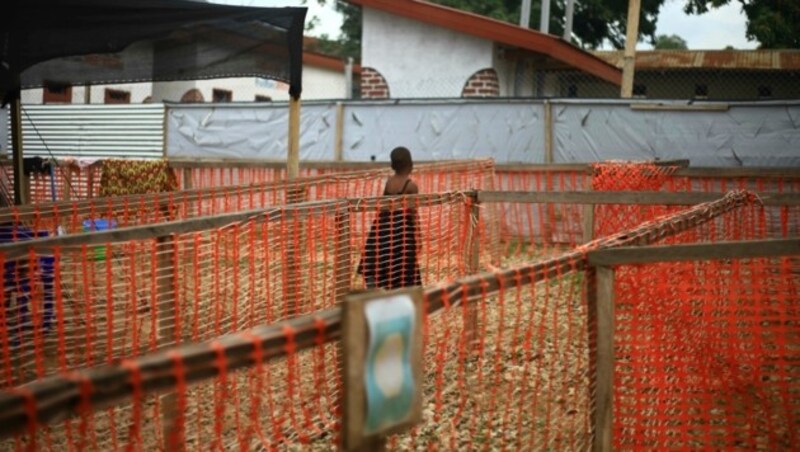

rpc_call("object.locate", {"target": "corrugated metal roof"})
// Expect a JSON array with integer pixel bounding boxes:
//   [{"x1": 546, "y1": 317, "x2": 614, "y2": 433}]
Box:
[
  {"x1": 3, "y1": 104, "x2": 164, "y2": 160},
  {"x1": 593, "y1": 50, "x2": 800, "y2": 70}
]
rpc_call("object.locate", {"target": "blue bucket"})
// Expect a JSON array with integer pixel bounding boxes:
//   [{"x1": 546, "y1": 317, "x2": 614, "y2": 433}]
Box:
[
  {"x1": 0, "y1": 225, "x2": 54, "y2": 346},
  {"x1": 82, "y1": 219, "x2": 117, "y2": 261}
]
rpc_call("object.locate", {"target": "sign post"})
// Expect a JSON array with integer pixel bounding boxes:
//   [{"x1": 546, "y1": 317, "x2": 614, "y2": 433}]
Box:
[{"x1": 341, "y1": 288, "x2": 424, "y2": 451}]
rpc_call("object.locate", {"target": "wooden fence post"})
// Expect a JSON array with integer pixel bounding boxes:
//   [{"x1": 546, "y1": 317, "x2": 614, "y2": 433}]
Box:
[
  {"x1": 466, "y1": 194, "x2": 480, "y2": 349},
  {"x1": 543, "y1": 100, "x2": 554, "y2": 165},
  {"x1": 334, "y1": 102, "x2": 345, "y2": 162},
  {"x1": 334, "y1": 209, "x2": 352, "y2": 303},
  {"x1": 592, "y1": 265, "x2": 615, "y2": 452},
  {"x1": 341, "y1": 288, "x2": 423, "y2": 451},
  {"x1": 182, "y1": 168, "x2": 193, "y2": 191},
  {"x1": 583, "y1": 187, "x2": 595, "y2": 244},
  {"x1": 156, "y1": 234, "x2": 178, "y2": 448}
]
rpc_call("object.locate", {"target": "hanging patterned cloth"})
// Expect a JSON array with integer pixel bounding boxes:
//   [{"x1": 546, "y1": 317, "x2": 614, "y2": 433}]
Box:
[{"x1": 99, "y1": 159, "x2": 178, "y2": 197}]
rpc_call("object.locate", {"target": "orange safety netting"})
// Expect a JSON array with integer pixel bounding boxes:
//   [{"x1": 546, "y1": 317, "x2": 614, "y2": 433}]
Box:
[
  {"x1": 591, "y1": 161, "x2": 681, "y2": 238},
  {"x1": 3, "y1": 160, "x2": 497, "y2": 206},
  {"x1": 0, "y1": 194, "x2": 475, "y2": 390},
  {"x1": 0, "y1": 255, "x2": 590, "y2": 451},
  {"x1": 0, "y1": 160, "x2": 496, "y2": 236},
  {"x1": 495, "y1": 168, "x2": 590, "y2": 258},
  {"x1": 612, "y1": 204, "x2": 798, "y2": 449},
  {"x1": 3, "y1": 191, "x2": 796, "y2": 450}
]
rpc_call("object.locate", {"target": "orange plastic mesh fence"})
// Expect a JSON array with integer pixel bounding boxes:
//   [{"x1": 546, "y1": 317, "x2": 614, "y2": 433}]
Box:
[
  {"x1": 0, "y1": 193, "x2": 473, "y2": 390},
  {"x1": 493, "y1": 165, "x2": 800, "y2": 262},
  {"x1": 0, "y1": 191, "x2": 768, "y2": 450},
  {"x1": 610, "y1": 205, "x2": 798, "y2": 449},
  {"x1": 0, "y1": 159, "x2": 495, "y2": 238},
  {"x1": 2, "y1": 160, "x2": 495, "y2": 206},
  {"x1": 591, "y1": 162, "x2": 681, "y2": 238},
  {"x1": 0, "y1": 257, "x2": 589, "y2": 451}
]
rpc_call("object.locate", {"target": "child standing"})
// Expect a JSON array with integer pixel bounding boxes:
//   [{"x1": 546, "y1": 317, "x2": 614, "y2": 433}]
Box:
[{"x1": 357, "y1": 147, "x2": 422, "y2": 289}]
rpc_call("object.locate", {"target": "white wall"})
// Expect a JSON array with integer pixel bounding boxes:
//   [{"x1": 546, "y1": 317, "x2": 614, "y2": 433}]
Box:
[
  {"x1": 362, "y1": 8, "x2": 494, "y2": 98},
  {"x1": 147, "y1": 67, "x2": 347, "y2": 103},
  {"x1": 302, "y1": 65, "x2": 348, "y2": 100}
]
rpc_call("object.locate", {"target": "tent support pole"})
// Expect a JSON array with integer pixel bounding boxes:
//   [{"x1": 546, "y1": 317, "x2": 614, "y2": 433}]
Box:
[
  {"x1": 288, "y1": 95, "x2": 301, "y2": 180},
  {"x1": 11, "y1": 95, "x2": 29, "y2": 206}
]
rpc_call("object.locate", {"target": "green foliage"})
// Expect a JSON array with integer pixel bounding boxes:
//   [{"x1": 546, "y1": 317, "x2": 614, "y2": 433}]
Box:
[
  {"x1": 434, "y1": 0, "x2": 665, "y2": 50},
  {"x1": 310, "y1": 0, "x2": 797, "y2": 61},
  {"x1": 654, "y1": 34, "x2": 689, "y2": 49},
  {"x1": 684, "y1": 0, "x2": 800, "y2": 48}
]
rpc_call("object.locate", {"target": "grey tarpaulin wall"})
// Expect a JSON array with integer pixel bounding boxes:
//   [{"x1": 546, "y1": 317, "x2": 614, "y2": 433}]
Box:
[
  {"x1": 339, "y1": 101, "x2": 545, "y2": 162},
  {"x1": 552, "y1": 99, "x2": 800, "y2": 166},
  {"x1": 11, "y1": 98, "x2": 797, "y2": 167},
  {"x1": 166, "y1": 103, "x2": 336, "y2": 161},
  {"x1": 165, "y1": 100, "x2": 546, "y2": 163}
]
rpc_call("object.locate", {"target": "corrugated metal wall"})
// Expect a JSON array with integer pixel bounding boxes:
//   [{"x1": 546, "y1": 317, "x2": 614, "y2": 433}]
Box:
[{"x1": 3, "y1": 104, "x2": 164, "y2": 160}]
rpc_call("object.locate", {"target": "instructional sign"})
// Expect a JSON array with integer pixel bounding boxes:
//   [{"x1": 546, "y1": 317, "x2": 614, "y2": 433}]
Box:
[
  {"x1": 363, "y1": 294, "x2": 416, "y2": 434},
  {"x1": 341, "y1": 288, "x2": 423, "y2": 450}
]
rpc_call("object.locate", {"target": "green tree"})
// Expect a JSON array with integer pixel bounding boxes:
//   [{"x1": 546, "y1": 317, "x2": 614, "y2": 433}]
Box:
[
  {"x1": 310, "y1": 0, "x2": 668, "y2": 60},
  {"x1": 433, "y1": 0, "x2": 666, "y2": 50},
  {"x1": 654, "y1": 34, "x2": 689, "y2": 49},
  {"x1": 303, "y1": 0, "x2": 361, "y2": 59},
  {"x1": 683, "y1": 0, "x2": 800, "y2": 48}
]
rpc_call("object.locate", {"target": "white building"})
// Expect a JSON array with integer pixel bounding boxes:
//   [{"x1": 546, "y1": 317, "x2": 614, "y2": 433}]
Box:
[
  {"x1": 21, "y1": 49, "x2": 357, "y2": 104},
  {"x1": 350, "y1": 0, "x2": 621, "y2": 99}
]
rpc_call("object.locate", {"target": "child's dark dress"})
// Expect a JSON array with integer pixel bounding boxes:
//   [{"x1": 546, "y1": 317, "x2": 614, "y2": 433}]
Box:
[{"x1": 357, "y1": 179, "x2": 422, "y2": 289}]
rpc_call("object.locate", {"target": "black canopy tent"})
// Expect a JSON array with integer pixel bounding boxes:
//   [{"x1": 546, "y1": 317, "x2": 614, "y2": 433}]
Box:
[{"x1": 1, "y1": 0, "x2": 306, "y2": 205}]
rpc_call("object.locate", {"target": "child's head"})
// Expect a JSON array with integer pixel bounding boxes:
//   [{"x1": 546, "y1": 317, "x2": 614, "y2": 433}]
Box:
[{"x1": 390, "y1": 147, "x2": 413, "y2": 174}]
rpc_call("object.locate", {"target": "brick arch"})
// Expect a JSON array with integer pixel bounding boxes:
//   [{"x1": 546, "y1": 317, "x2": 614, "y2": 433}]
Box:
[
  {"x1": 360, "y1": 67, "x2": 390, "y2": 99},
  {"x1": 462, "y1": 68, "x2": 500, "y2": 98},
  {"x1": 180, "y1": 88, "x2": 205, "y2": 103}
]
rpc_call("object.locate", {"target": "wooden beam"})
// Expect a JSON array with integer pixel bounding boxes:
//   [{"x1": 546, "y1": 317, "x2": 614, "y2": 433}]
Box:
[
  {"x1": 465, "y1": 195, "x2": 480, "y2": 349},
  {"x1": 288, "y1": 96, "x2": 301, "y2": 179},
  {"x1": 166, "y1": 158, "x2": 484, "y2": 170},
  {"x1": 334, "y1": 102, "x2": 345, "y2": 162},
  {"x1": 477, "y1": 191, "x2": 800, "y2": 206},
  {"x1": 493, "y1": 164, "x2": 800, "y2": 179},
  {"x1": 156, "y1": 235, "x2": 178, "y2": 450},
  {"x1": 543, "y1": 100, "x2": 554, "y2": 164},
  {"x1": 588, "y1": 238, "x2": 800, "y2": 266},
  {"x1": 348, "y1": 192, "x2": 470, "y2": 212},
  {"x1": 592, "y1": 265, "x2": 614, "y2": 452},
  {"x1": 0, "y1": 192, "x2": 465, "y2": 260},
  {"x1": 341, "y1": 291, "x2": 372, "y2": 451},
  {"x1": 620, "y1": 0, "x2": 641, "y2": 98},
  {"x1": 0, "y1": 200, "x2": 345, "y2": 260},
  {"x1": 675, "y1": 167, "x2": 800, "y2": 178},
  {"x1": 582, "y1": 186, "x2": 595, "y2": 243},
  {"x1": 479, "y1": 191, "x2": 723, "y2": 205},
  {"x1": 334, "y1": 210, "x2": 352, "y2": 303},
  {"x1": 630, "y1": 103, "x2": 729, "y2": 112}
]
